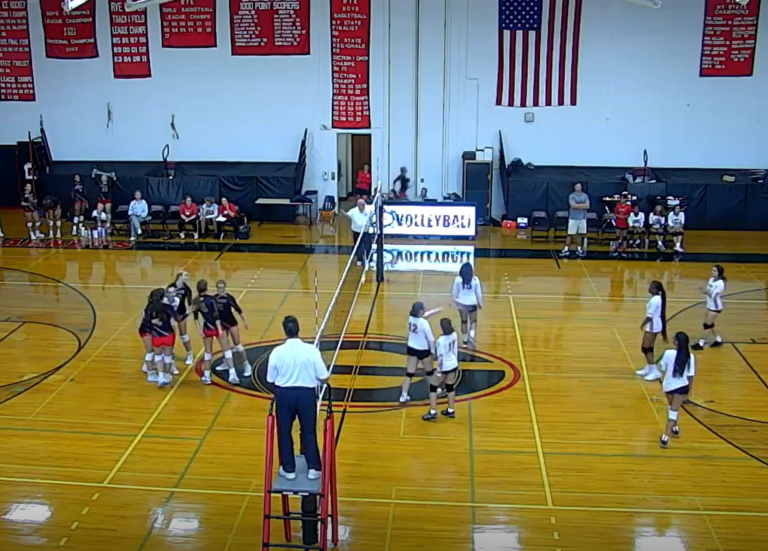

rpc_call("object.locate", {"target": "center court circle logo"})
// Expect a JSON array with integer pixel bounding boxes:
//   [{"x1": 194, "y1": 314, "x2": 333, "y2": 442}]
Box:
[{"x1": 201, "y1": 335, "x2": 520, "y2": 410}]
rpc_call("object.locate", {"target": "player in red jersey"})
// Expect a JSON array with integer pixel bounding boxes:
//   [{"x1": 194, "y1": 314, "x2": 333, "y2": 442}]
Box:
[{"x1": 612, "y1": 193, "x2": 632, "y2": 257}]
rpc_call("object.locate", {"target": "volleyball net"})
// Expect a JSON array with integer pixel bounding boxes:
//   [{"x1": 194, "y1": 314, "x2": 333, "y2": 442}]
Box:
[{"x1": 314, "y1": 183, "x2": 384, "y2": 407}]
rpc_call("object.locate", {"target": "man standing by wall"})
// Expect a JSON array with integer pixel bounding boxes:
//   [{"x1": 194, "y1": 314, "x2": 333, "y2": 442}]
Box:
[
  {"x1": 267, "y1": 316, "x2": 330, "y2": 481},
  {"x1": 560, "y1": 183, "x2": 590, "y2": 258}
]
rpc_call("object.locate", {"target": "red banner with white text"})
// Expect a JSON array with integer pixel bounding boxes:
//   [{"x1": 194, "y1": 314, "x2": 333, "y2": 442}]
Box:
[
  {"x1": 109, "y1": 0, "x2": 151, "y2": 78},
  {"x1": 0, "y1": 0, "x2": 35, "y2": 101},
  {"x1": 161, "y1": 0, "x2": 216, "y2": 48},
  {"x1": 700, "y1": 0, "x2": 761, "y2": 77},
  {"x1": 331, "y1": 0, "x2": 370, "y2": 129},
  {"x1": 40, "y1": 0, "x2": 98, "y2": 59},
  {"x1": 229, "y1": 0, "x2": 310, "y2": 56}
]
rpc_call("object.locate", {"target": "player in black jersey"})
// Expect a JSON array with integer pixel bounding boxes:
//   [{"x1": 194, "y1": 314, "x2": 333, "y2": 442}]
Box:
[
  {"x1": 150, "y1": 290, "x2": 179, "y2": 387},
  {"x1": 193, "y1": 279, "x2": 237, "y2": 385},
  {"x1": 72, "y1": 174, "x2": 88, "y2": 236},
  {"x1": 96, "y1": 173, "x2": 114, "y2": 232},
  {"x1": 215, "y1": 280, "x2": 253, "y2": 378},
  {"x1": 21, "y1": 183, "x2": 44, "y2": 240},
  {"x1": 42, "y1": 196, "x2": 62, "y2": 239},
  {"x1": 169, "y1": 272, "x2": 195, "y2": 366},
  {"x1": 140, "y1": 289, "x2": 165, "y2": 381}
]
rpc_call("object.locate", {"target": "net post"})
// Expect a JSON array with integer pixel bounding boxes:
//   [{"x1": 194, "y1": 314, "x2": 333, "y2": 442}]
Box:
[
  {"x1": 314, "y1": 270, "x2": 319, "y2": 335},
  {"x1": 376, "y1": 186, "x2": 385, "y2": 283}
]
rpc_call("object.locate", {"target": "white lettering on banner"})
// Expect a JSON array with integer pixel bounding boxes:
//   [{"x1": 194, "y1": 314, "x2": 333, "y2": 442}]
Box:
[
  {"x1": 381, "y1": 204, "x2": 477, "y2": 238},
  {"x1": 370, "y1": 245, "x2": 475, "y2": 273}
]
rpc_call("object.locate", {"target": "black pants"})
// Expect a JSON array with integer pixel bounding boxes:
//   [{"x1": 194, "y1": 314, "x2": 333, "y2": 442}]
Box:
[
  {"x1": 178, "y1": 219, "x2": 197, "y2": 234},
  {"x1": 352, "y1": 231, "x2": 372, "y2": 264},
  {"x1": 216, "y1": 216, "x2": 242, "y2": 238},
  {"x1": 275, "y1": 386, "x2": 321, "y2": 472}
]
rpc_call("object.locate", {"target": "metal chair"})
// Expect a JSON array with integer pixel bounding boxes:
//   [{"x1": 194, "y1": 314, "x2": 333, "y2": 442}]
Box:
[
  {"x1": 530, "y1": 211, "x2": 550, "y2": 241},
  {"x1": 110, "y1": 205, "x2": 130, "y2": 235},
  {"x1": 553, "y1": 211, "x2": 569, "y2": 240}
]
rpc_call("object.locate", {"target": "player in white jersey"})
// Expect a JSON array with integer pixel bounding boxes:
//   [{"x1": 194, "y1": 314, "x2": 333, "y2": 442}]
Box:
[
  {"x1": 452, "y1": 263, "x2": 483, "y2": 348},
  {"x1": 692, "y1": 265, "x2": 726, "y2": 351},
  {"x1": 648, "y1": 205, "x2": 666, "y2": 251},
  {"x1": 658, "y1": 332, "x2": 696, "y2": 449},
  {"x1": 399, "y1": 302, "x2": 438, "y2": 404},
  {"x1": 627, "y1": 205, "x2": 646, "y2": 250},
  {"x1": 423, "y1": 318, "x2": 459, "y2": 421},
  {"x1": 667, "y1": 205, "x2": 686, "y2": 252},
  {"x1": 636, "y1": 280, "x2": 668, "y2": 381}
]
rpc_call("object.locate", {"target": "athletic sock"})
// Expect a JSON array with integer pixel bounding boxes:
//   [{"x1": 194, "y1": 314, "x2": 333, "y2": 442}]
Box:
[
  {"x1": 698, "y1": 339, "x2": 706, "y2": 347},
  {"x1": 714, "y1": 335, "x2": 722, "y2": 343}
]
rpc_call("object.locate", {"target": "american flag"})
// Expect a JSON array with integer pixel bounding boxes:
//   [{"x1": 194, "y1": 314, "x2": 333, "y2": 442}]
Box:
[{"x1": 496, "y1": 0, "x2": 583, "y2": 108}]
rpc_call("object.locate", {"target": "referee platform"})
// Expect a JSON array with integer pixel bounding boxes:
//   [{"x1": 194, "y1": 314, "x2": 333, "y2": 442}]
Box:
[{"x1": 261, "y1": 396, "x2": 339, "y2": 551}]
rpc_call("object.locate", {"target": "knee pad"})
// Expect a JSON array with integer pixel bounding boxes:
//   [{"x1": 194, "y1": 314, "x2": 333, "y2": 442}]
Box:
[
  {"x1": 406, "y1": 372, "x2": 415, "y2": 379},
  {"x1": 144, "y1": 352, "x2": 154, "y2": 362},
  {"x1": 204, "y1": 352, "x2": 213, "y2": 361},
  {"x1": 667, "y1": 408, "x2": 679, "y2": 422},
  {"x1": 445, "y1": 383, "x2": 456, "y2": 393},
  {"x1": 641, "y1": 346, "x2": 654, "y2": 355},
  {"x1": 154, "y1": 354, "x2": 164, "y2": 363},
  {"x1": 181, "y1": 334, "x2": 190, "y2": 343},
  {"x1": 429, "y1": 384, "x2": 439, "y2": 393},
  {"x1": 224, "y1": 349, "x2": 233, "y2": 359},
  {"x1": 26, "y1": 222, "x2": 32, "y2": 228},
  {"x1": 425, "y1": 370, "x2": 435, "y2": 377},
  {"x1": 56, "y1": 220, "x2": 61, "y2": 227},
  {"x1": 234, "y1": 344, "x2": 245, "y2": 352},
  {"x1": 703, "y1": 323, "x2": 714, "y2": 330},
  {"x1": 163, "y1": 355, "x2": 173, "y2": 365}
]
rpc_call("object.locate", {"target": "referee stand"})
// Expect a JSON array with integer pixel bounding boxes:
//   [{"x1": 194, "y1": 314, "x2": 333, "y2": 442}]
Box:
[{"x1": 261, "y1": 388, "x2": 338, "y2": 550}]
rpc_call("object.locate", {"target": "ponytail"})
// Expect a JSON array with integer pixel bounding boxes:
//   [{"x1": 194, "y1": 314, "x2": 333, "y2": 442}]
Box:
[
  {"x1": 672, "y1": 332, "x2": 691, "y2": 378},
  {"x1": 194, "y1": 279, "x2": 209, "y2": 312},
  {"x1": 658, "y1": 283, "x2": 668, "y2": 343}
]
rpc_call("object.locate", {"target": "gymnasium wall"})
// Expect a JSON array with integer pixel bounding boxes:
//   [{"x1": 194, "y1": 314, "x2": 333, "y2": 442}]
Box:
[{"x1": 1, "y1": 0, "x2": 766, "y2": 209}]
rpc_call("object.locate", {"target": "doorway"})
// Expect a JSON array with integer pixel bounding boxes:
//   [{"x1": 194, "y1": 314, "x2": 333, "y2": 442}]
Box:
[{"x1": 336, "y1": 133, "x2": 371, "y2": 200}]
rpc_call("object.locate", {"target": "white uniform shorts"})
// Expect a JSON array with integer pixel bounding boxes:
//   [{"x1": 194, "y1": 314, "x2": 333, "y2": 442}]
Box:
[{"x1": 567, "y1": 219, "x2": 587, "y2": 235}]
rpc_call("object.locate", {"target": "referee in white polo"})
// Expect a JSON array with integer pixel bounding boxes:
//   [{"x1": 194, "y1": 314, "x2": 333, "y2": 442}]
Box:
[
  {"x1": 341, "y1": 198, "x2": 373, "y2": 266},
  {"x1": 267, "y1": 315, "x2": 330, "y2": 481}
]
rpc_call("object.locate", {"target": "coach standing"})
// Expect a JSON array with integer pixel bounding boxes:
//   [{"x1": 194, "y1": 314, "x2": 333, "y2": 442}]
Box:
[
  {"x1": 560, "y1": 182, "x2": 590, "y2": 259},
  {"x1": 342, "y1": 199, "x2": 373, "y2": 267},
  {"x1": 267, "y1": 316, "x2": 330, "y2": 481}
]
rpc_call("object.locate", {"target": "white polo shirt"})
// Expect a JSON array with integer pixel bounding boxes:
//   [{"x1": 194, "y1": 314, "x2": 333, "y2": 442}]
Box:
[
  {"x1": 347, "y1": 207, "x2": 372, "y2": 233},
  {"x1": 266, "y1": 338, "x2": 330, "y2": 388}
]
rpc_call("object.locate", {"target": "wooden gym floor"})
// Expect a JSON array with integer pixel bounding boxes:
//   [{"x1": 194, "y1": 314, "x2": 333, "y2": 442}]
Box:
[{"x1": 1, "y1": 213, "x2": 768, "y2": 550}]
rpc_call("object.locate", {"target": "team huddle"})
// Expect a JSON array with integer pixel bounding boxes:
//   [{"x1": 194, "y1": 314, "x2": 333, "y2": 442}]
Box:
[{"x1": 138, "y1": 273, "x2": 253, "y2": 387}]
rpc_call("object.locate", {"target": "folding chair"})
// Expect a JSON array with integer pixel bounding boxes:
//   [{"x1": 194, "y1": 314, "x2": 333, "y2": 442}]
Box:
[
  {"x1": 529, "y1": 211, "x2": 550, "y2": 241},
  {"x1": 598, "y1": 212, "x2": 617, "y2": 245},
  {"x1": 585, "y1": 212, "x2": 600, "y2": 242},
  {"x1": 166, "y1": 205, "x2": 181, "y2": 235},
  {"x1": 317, "y1": 195, "x2": 337, "y2": 231},
  {"x1": 110, "y1": 205, "x2": 130, "y2": 236},
  {"x1": 145, "y1": 205, "x2": 167, "y2": 238},
  {"x1": 552, "y1": 211, "x2": 569, "y2": 241}
]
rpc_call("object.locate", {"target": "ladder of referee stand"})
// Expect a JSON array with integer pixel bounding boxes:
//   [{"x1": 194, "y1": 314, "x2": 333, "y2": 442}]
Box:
[{"x1": 261, "y1": 394, "x2": 338, "y2": 551}]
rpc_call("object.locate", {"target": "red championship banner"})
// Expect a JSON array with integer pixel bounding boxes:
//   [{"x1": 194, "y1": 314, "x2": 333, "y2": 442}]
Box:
[
  {"x1": 700, "y1": 0, "x2": 761, "y2": 77},
  {"x1": 109, "y1": 0, "x2": 151, "y2": 78},
  {"x1": 331, "y1": 0, "x2": 370, "y2": 129},
  {"x1": 229, "y1": 0, "x2": 310, "y2": 56},
  {"x1": 40, "y1": 0, "x2": 98, "y2": 59},
  {"x1": 0, "y1": 0, "x2": 35, "y2": 102},
  {"x1": 161, "y1": 0, "x2": 216, "y2": 48}
]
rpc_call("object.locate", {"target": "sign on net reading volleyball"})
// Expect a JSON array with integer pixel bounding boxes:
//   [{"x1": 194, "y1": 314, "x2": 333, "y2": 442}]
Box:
[
  {"x1": 380, "y1": 203, "x2": 476, "y2": 238},
  {"x1": 371, "y1": 244, "x2": 475, "y2": 273}
]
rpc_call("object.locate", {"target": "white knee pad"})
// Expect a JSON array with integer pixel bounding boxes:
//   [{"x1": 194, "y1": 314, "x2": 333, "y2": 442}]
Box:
[
  {"x1": 668, "y1": 408, "x2": 679, "y2": 422},
  {"x1": 234, "y1": 344, "x2": 245, "y2": 352},
  {"x1": 163, "y1": 355, "x2": 173, "y2": 365},
  {"x1": 144, "y1": 352, "x2": 154, "y2": 362},
  {"x1": 224, "y1": 349, "x2": 233, "y2": 359},
  {"x1": 154, "y1": 354, "x2": 164, "y2": 363},
  {"x1": 204, "y1": 352, "x2": 213, "y2": 361},
  {"x1": 181, "y1": 334, "x2": 190, "y2": 343},
  {"x1": 56, "y1": 220, "x2": 61, "y2": 227}
]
